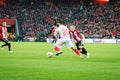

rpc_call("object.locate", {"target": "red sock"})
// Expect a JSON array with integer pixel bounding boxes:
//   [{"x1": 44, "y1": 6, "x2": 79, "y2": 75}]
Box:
[
  {"x1": 73, "y1": 49, "x2": 81, "y2": 56},
  {"x1": 54, "y1": 46, "x2": 60, "y2": 52}
]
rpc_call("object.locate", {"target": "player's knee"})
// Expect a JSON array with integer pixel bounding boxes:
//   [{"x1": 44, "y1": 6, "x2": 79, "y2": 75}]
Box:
[
  {"x1": 79, "y1": 47, "x2": 83, "y2": 52},
  {"x1": 79, "y1": 49, "x2": 82, "y2": 52},
  {"x1": 79, "y1": 46, "x2": 83, "y2": 49},
  {"x1": 7, "y1": 41, "x2": 10, "y2": 44},
  {"x1": 8, "y1": 42, "x2": 10, "y2": 44}
]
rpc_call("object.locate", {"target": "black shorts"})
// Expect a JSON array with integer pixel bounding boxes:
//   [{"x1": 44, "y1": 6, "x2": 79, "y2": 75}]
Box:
[
  {"x1": 75, "y1": 41, "x2": 84, "y2": 50},
  {"x1": 1, "y1": 38, "x2": 9, "y2": 44}
]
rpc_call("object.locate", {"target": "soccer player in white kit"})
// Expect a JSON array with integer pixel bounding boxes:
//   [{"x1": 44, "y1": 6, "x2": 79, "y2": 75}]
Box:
[{"x1": 53, "y1": 23, "x2": 81, "y2": 56}]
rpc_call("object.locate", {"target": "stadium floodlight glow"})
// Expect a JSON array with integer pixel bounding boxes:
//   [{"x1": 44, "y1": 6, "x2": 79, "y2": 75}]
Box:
[
  {"x1": 104, "y1": 0, "x2": 109, "y2": 1},
  {"x1": 95, "y1": 0, "x2": 109, "y2": 5},
  {"x1": 103, "y1": 0, "x2": 109, "y2": 1},
  {"x1": 97, "y1": 0, "x2": 109, "y2": 2}
]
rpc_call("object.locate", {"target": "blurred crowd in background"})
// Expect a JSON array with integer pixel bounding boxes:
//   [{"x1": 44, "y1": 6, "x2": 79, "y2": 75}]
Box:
[{"x1": 0, "y1": 0, "x2": 120, "y2": 41}]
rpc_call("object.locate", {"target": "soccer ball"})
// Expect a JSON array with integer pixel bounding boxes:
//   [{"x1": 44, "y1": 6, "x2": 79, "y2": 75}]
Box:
[{"x1": 47, "y1": 52, "x2": 53, "y2": 58}]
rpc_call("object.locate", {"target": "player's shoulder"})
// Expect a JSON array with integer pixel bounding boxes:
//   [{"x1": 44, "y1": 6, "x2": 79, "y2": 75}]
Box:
[
  {"x1": 59, "y1": 25, "x2": 66, "y2": 29},
  {"x1": 60, "y1": 25, "x2": 65, "y2": 28}
]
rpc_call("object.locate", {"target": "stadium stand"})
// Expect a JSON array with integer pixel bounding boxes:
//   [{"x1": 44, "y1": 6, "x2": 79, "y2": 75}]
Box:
[{"x1": 0, "y1": 0, "x2": 120, "y2": 41}]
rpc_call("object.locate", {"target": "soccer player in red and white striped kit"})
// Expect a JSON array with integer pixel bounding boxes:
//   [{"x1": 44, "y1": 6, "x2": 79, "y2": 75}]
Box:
[
  {"x1": 0, "y1": 21, "x2": 12, "y2": 52},
  {"x1": 69, "y1": 25, "x2": 90, "y2": 59}
]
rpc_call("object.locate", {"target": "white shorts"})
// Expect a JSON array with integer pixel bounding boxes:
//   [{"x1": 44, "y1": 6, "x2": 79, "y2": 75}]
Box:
[{"x1": 55, "y1": 38, "x2": 73, "y2": 48}]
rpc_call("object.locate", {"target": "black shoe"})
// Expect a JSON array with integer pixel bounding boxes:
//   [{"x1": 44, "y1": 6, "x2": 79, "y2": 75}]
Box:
[{"x1": 56, "y1": 52, "x2": 63, "y2": 56}]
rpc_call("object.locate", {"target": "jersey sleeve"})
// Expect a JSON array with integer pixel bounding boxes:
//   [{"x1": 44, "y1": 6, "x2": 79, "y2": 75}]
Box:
[
  {"x1": 52, "y1": 28, "x2": 55, "y2": 33},
  {"x1": 80, "y1": 33, "x2": 85, "y2": 40},
  {"x1": 54, "y1": 27, "x2": 59, "y2": 37},
  {"x1": 56, "y1": 27, "x2": 61, "y2": 32}
]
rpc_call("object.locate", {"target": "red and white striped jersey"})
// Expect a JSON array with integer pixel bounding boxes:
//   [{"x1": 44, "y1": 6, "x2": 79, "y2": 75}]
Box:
[
  {"x1": 0, "y1": 26, "x2": 7, "y2": 39},
  {"x1": 2, "y1": 27, "x2": 7, "y2": 38},
  {"x1": 0, "y1": 26, "x2": 2, "y2": 39},
  {"x1": 70, "y1": 30, "x2": 83, "y2": 43}
]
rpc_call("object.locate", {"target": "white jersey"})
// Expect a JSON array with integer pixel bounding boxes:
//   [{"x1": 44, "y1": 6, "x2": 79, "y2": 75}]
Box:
[
  {"x1": 55, "y1": 25, "x2": 70, "y2": 39},
  {"x1": 54, "y1": 25, "x2": 73, "y2": 48}
]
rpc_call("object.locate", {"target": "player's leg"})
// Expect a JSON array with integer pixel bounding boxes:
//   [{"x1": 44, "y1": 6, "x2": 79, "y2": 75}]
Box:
[
  {"x1": 1, "y1": 39, "x2": 8, "y2": 48},
  {"x1": 81, "y1": 47, "x2": 87, "y2": 55},
  {"x1": 8, "y1": 41, "x2": 11, "y2": 52},
  {"x1": 71, "y1": 47, "x2": 81, "y2": 56},
  {"x1": 52, "y1": 36, "x2": 56, "y2": 43},
  {"x1": 54, "y1": 39, "x2": 64, "y2": 56},
  {"x1": 77, "y1": 41, "x2": 90, "y2": 58},
  {"x1": 75, "y1": 42, "x2": 83, "y2": 58},
  {"x1": 81, "y1": 47, "x2": 90, "y2": 58},
  {"x1": 1, "y1": 38, "x2": 11, "y2": 52},
  {"x1": 66, "y1": 39, "x2": 81, "y2": 56}
]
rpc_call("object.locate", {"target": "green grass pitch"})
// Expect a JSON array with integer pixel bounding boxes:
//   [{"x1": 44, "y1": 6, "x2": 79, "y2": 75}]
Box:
[{"x1": 0, "y1": 42, "x2": 120, "y2": 80}]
